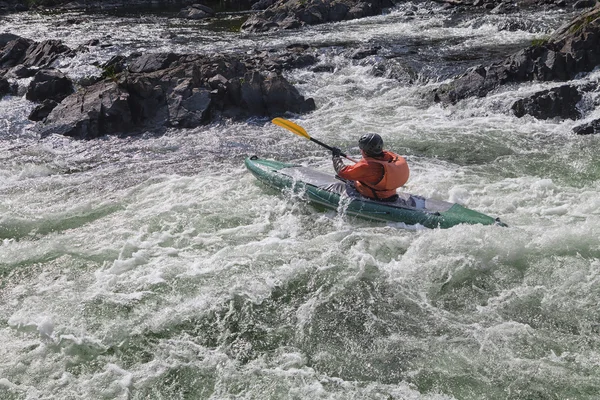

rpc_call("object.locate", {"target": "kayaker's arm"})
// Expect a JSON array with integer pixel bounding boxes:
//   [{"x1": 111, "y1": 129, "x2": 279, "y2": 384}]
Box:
[{"x1": 331, "y1": 147, "x2": 346, "y2": 174}]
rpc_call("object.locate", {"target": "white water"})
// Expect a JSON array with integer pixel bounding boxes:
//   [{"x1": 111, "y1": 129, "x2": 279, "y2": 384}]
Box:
[{"x1": 1, "y1": 3, "x2": 600, "y2": 399}]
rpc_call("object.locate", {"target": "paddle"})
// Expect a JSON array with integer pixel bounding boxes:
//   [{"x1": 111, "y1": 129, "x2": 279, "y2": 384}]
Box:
[{"x1": 272, "y1": 117, "x2": 358, "y2": 163}]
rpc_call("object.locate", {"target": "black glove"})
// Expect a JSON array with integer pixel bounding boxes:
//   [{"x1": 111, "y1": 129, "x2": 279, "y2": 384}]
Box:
[{"x1": 331, "y1": 147, "x2": 342, "y2": 158}]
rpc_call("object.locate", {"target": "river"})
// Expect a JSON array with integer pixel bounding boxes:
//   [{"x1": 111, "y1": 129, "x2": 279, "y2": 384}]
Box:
[{"x1": 1, "y1": 3, "x2": 600, "y2": 399}]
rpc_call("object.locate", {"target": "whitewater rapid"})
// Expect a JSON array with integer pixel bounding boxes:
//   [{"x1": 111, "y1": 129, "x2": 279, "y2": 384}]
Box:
[{"x1": 1, "y1": 3, "x2": 600, "y2": 399}]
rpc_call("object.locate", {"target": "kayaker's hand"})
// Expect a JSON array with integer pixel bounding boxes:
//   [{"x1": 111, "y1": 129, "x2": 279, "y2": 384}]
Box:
[{"x1": 331, "y1": 147, "x2": 342, "y2": 158}]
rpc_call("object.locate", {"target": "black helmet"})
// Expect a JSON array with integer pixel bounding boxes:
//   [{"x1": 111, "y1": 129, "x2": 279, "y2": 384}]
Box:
[{"x1": 358, "y1": 133, "x2": 384, "y2": 156}]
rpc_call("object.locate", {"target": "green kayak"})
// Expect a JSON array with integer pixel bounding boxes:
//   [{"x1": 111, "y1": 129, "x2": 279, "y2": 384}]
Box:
[{"x1": 245, "y1": 156, "x2": 507, "y2": 229}]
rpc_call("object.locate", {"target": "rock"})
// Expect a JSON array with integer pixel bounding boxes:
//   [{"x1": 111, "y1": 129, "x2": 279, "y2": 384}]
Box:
[
  {"x1": 251, "y1": 0, "x2": 277, "y2": 10},
  {"x1": 178, "y1": 4, "x2": 215, "y2": 19},
  {"x1": 26, "y1": 69, "x2": 74, "y2": 103},
  {"x1": 511, "y1": 84, "x2": 582, "y2": 120},
  {"x1": 41, "y1": 50, "x2": 316, "y2": 139},
  {"x1": 349, "y1": 45, "x2": 381, "y2": 60},
  {"x1": 434, "y1": 5, "x2": 600, "y2": 105},
  {"x1": 167, "y1": 80, "x2": 212, "y2": 127},
  {"x1": 573, "y1": 118, "x2": 600, "y2": 134},
  {"x1": 242, "y1": 0, "x2": 395, "y2": 32},
  {"x1": 0, "y1": 37, "x2": 32, "y2": 69},
  {"x1": 0, "y1": 33, "x2": 21, "y2": 48},
  {"x1": 128, "y1": 53, "x2": 181, "y2": 73},
  {"x1": 6, "y1": 64, "x2": 35, "y2": 78},
  {"x1": 29, "y1": 99, "x2": 59, "y2": 121},
  {"x1": 573, "y1": 0, "x2": 596, "y2": 9},
  {"x1": 42, "y1": 81, "x2": 134, "y2": 139},
  {"x1": 21, "y1": 39, "x2": 71, "y2": 68},
  {"x1": 0, "y1": 76, "x2": 10, "y2": 97}
]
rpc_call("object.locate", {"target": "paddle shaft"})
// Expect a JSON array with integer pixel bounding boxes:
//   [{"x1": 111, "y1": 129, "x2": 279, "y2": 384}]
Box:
[
  {"x1": 272, "y1": 117, "x2": 357, "y2": 163},
  {"x1": 310, "y1": 137, "x2": 357, "y2": 162}
]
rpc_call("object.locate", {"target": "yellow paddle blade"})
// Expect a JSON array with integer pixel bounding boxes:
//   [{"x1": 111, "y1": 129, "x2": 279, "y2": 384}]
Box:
[{"x1": 272, "y1": 118, "x2": 310, "y2": 140}]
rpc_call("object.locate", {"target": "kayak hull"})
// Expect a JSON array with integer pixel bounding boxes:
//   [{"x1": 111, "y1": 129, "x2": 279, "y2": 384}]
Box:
[{"x1": 245, "y1": 156, "x2": 506, "y2": 229}]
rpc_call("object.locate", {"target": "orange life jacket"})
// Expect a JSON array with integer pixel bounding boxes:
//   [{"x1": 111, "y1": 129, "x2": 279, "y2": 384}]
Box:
[{"x1": 355, "y1": 151, "x2": 409, "y2": 200}]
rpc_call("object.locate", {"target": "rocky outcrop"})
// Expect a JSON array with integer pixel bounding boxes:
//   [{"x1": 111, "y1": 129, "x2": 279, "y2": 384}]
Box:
[
  {"x1": 0, "y1": 37, "x2": 71, "y2": 70},
  {"x1": 241, "y1": 0, "x2": 395, "y2": 32},
  {"x1": 433, "y1": 6, "x2": 600, "y2": 105},
  {"x1": 40, "y1": 50, "x2": 317, "y2": 139}
]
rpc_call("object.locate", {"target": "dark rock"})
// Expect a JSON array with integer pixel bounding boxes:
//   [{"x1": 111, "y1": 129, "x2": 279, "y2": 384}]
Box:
[
  {"x1": 312, "y1": 64, "x2": 336, "y2": 73},
  {"x1": 29, "y1": 99, "x2": 59, "y2": 121},
  {"x1": 21, "y1": 39, "x2": 71, "y2": 68},
  {"x1": 0, "y1": 77, "x2": 10, "y2": 97},
  {"x1": 242, "y1": 0, "x2": 395, "y2": 32},
  {"x1": 0, "y1": 37, "x2": 32, "y2": 69},
  {"x1": 128, "y1": 53, "x2": 181, "y2": 73},
  {"x1": 167, "y1": 80, "x2": 212, "y2": 127},
  {"x1": 573, "y1": 0, "x2": 596, "y2": 8},
  {"x1": 26, "y1": 69, "x2": 74, "y2": 103},
  {"x1": 350, "y1": 45, "x2": 381, "y2": 60},
  {"x1": 41, "y1": 51, "x2": 316, "y2": 139},
  {"x1": 178, "y1": 4, "x2": 215, "y2": 19},
  {"x1": 434, "y1": 6, "x2": 600, "y2": 104},
  {"x1": 573, "y1": 118, "x2": 600, "y2": 134},
  {"x1": 42, "y1": 81, "x2": 134, "y2": 139},
  {"x1": 251, "y1": 0, "x2": 277, "y2": 10},
  {"x1": 6, "y1": 64, "x2": 35, "y2": 78},
  {"x1": 511, "y1": 84, "x2": 582, "y2": 120},
  {"x1": 0, "y1": 33, "x2": 21, "y2": 48}
]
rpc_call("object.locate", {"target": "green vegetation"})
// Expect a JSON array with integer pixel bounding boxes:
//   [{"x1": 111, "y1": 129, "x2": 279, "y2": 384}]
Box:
[
  {"x1": 530, "y1": 37, "x2": 549, "y2": 47},
  {"x1": 568, "y1": 9, "x2": 600, "y2": 34}
]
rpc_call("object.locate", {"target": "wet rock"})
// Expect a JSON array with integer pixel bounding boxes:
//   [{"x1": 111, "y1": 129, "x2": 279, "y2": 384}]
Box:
[
  {"x1": 511, "y1": 84, "x2": 582, "y2": 120},
  {"x1": 41, "y1": 51, "x2": 316, "y2": 139},
  {"x1": 128, "y1": 53, "x2": 181, "y2": 73},
  {"x1": 349, "y1": 45, "x2": 381, "y2": 60},
  {"x1": 241, "y1": 0, "x2": 395, "y2": 32},
  {"x1": 0, "y1": 37, "x2": 32, "y2": 69},
  {"x1": 434, "y1": 5, "x2": 600, "y2": 105},
  {"x1": 0, "y1": 36, "x2": 71, "y2": 70},
  {"x1": 26, "y1": 69, "x2": 74, "y2": 103},
  {"x1": 178, "y1": 4, "x2": 215, "y2": 19},
  {"x1": 573, "y1": 0, "x2": 596, "y2": 8},
  {"x1": 42, "y1": 81, "x2": 134, "y2": 139},
  {"x1": 251, "y1": 0, "x2": 277, "y2": 10},
  {"x1": 0, "y1": 77, "x2": 10, "y2": 97},
  {"x1": 21, "y1": 39, "x2": 71, "y2": 68},
  {"x1": 29, "y1": 99, "x2": 59, "y2": 121},
  {"x1": 573, "y1": 118, "x2": 600, "y2": 134},
  {"x1": 167, "y1": 79, "x2": 212, "y2": 127},
  {"x1": 0, "y1": 33, "x2": 21, "y2": 48},
  {"x1": 6, "y1": 64, "x2": 35, "y2": 79}
]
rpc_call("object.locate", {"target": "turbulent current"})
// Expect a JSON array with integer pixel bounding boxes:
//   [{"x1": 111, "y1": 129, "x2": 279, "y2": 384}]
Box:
[{"x1": 1, "y1": 3, "x2": 600, "y2": 399}]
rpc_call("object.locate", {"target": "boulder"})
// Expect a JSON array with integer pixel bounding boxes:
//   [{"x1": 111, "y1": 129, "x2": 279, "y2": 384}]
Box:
[
  {"x1": 511, "y1": 85, "x2": 582, "y2": 120},
  {"x1": 42, "y1": 81, "x2": 134, "y2": 139},
  {"x1": 21, "y1": 39, "x2": 71, "y2": 68},
  {"x1": 0, "y1": 37, "x2": 32, "y2": 69},
  {"x1": 29, "y1": 99, "x2": 59, "y2": 121},
  {"x1": 573, "y1": 118, "x2": 600, "y2": 134},
  {"x1": 26, "y1": 69, "x2": 74, "y2": 102},
  {"x1": 178, "y1": 4, "x2": 215, "y2": 19},
  {"x1": 0, "y1": 76, "x2": 10, "y2": 97}
]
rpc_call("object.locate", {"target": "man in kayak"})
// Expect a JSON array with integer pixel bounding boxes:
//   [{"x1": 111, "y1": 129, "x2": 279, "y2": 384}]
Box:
[{"x1": 332, "y1": 133, "x2": 409, "y2": 202}]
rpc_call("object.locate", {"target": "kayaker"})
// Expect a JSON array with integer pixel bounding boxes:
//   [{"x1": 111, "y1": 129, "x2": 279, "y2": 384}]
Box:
[{"x1": 331, "y1": 133, "x2": 409, "y2": 202}]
